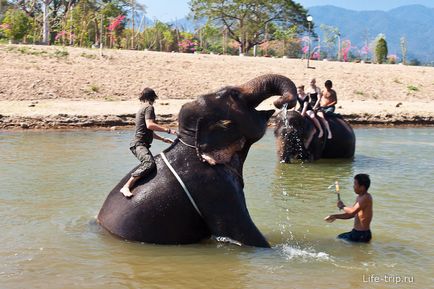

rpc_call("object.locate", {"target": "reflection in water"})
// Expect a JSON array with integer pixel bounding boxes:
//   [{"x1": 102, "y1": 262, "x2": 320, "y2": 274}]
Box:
[{"x1": 0, "y1": 128, "x2": 433, "y2": 288}]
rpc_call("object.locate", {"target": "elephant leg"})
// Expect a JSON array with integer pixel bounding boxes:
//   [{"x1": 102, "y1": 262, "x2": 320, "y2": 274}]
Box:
[{"x1": 207, "y1": 196, "x2": 270, "y2": 248}]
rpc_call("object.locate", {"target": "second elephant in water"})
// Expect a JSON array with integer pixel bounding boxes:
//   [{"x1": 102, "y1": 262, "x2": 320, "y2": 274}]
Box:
[{"x1": 274, "y1": 109, "x2": 355, "y2": 162}]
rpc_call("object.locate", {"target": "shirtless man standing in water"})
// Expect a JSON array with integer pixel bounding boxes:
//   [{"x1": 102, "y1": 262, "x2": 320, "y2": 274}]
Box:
[{"x1": 325, "y1": 174, "x2": 373, "y2": 243}]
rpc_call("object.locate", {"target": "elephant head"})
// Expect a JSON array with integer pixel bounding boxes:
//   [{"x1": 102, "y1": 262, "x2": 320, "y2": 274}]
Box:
[
  {"x1": 274, "y1": 110, "x2": 323, "y2": 162},
  {"x1": 177, "y1": 74, "x2": 298, "y2": 166},
  {"x1": 274, "y1": 110, "x2": 356, "y2": 162}
]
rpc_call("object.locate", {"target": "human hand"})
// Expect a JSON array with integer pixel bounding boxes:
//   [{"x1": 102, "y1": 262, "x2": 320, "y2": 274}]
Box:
[
  {"x1": 163, "y1": 138, "x2": 173, "y2": 144},
  {"x1": 324, "y1": 215, "x2": 336, "y2": 223},
  {"x1": 337, "y1": 200, "x2": 345, "y2": 210},
  {"x1": 167, "y1": 128, "x2": 177, "y2": 135}
]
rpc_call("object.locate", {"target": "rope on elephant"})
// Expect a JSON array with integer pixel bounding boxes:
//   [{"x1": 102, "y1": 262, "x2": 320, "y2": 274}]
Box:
[
  {"x1": 160, "y1": 152, "x2": 203, "y2": 217},
  {"x1": 178, "y1": 138, "x2": 196, "y2": 149}
]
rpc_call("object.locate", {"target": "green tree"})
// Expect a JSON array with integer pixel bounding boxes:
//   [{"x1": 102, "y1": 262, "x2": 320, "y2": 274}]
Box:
[
  {"x1": 320, "y1": 24, "x2": 340, "y2": 60},
  {"x1": 375, "y1": 35, "x2": 388, "y2": 64},
  {"x1": 2, "y1": 8, "x2": 31, "y2": 42},
  {"x1": 1, "y1": 0, "x2": 11, "y2": 19},
  {"x1": 141, "y1": 21, "x2": 176, "y2": 51},
  {"x1": 195, "y1": 23, "x2": 223, "y2": 53},
  {"x1": 273, "y1": 25, "x2": 298, "y2": 57},
  {"x1": 189, "y1": 0, "x2": 309, "y2": 55}
]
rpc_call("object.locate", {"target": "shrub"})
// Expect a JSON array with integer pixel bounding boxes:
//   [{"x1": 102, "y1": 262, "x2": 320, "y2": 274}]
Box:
[
  {"x1": 54, "y1": 49, "x2": 69, "y2": 58},
  {"x1": 1, "y1": 9, "x2": 31, "y2": 42},
  {"x1": 407, "y1": 85, "x2": 419, "y2": 92},
  {"x1": 375, "y1": 37, "x2": 388, "y2": 64}
]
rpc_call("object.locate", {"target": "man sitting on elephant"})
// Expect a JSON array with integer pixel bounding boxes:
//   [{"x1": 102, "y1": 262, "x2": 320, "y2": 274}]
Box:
[
  {"x1": 318, "y1": 80, "x2": 337, "y2": 114},
  {"x1": 314, "y1": 80, "x2": 337, "y2": 139},
  {"x1": 120, "y1": 87, "x2": 177, "y2": 198}
]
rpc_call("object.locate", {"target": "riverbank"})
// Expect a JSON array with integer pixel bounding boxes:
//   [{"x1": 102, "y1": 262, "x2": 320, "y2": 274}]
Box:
[
  {"x1": 1, "y1": 98, "x2": 432, "y2": 130},
  {"x1": 1, "y1": 44, "x2": 433, "y2": 129}
]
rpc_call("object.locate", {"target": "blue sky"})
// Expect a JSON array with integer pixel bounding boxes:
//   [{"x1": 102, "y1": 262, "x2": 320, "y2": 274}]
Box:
[{"x1": 139, "y1": 0, "x2": 434, "y2": 22}]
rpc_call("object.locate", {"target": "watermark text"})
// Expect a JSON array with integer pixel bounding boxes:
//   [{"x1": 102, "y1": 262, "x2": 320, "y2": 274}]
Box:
[{"x1": 363, "y1": 274, "x2": 414, "y2": 284}]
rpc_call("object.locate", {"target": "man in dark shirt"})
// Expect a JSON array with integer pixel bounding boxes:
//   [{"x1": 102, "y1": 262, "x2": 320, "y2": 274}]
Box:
[{"x1": 120, "y1": 87, "x2": 176, "y2": 197}]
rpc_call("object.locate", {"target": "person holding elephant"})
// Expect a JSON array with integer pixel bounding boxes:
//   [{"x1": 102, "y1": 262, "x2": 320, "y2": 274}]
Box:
[{"x1": 120, "y1": 87, "x2": 177, "y2": 198}]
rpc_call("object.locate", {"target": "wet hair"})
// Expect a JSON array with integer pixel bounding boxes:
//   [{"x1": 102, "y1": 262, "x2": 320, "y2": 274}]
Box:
[
  {"x1": 139, "y1": 87, "x2": 158, "y2": 102},
  {"x1": 354, "y1": 174, "x2": 370, "y2": 190},
  {"x1": 297, "y1": 85, "x2": 305, "y2": 90},
  {"x1": 325, "y1": 80, "x2": 333, "y2": 88}
]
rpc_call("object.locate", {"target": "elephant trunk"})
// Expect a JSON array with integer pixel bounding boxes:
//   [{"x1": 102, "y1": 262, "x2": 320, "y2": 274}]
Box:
[{"x1": 239, "y1": 74, "x2": 298, "y2": 109}]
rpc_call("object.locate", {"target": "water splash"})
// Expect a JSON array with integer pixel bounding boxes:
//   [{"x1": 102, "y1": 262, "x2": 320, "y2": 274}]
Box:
[
  {"x1": 282, "y1": 103, "x2": 289, "y2": 129},
  {"x1": 212, "y1": 236, "x2": 242, "y2": 246},
  {"x1": 278, "y1": 244, "x2": 332, "y2": 262}
]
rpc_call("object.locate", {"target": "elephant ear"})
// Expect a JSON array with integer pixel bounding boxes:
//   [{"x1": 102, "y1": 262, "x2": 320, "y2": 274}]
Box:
[
  {"x1": 195, "y1": 118, "x2": 244, "y2": 165},
  {"x1": 258, "y1": 109, "x2": 275, "y2": 122}
]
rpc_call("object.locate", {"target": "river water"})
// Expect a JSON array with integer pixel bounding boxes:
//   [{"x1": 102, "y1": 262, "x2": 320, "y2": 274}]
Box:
[{"x1": 0, "y1": 128, "x2": 433, "y2": 288}]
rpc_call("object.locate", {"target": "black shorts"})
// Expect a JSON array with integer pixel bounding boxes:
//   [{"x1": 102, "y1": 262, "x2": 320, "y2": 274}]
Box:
[
  {"x1": 319, "y1": 105, "x2": 336, "y2": 114},
  {"x1": 338, "y1": 229, "x2": 372, "y2": 243}
]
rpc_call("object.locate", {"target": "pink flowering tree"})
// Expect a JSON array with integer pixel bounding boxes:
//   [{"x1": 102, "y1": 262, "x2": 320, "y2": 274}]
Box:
[
  {"x1": 341, "y1": 40, "x2": 352, "y2": 62},
  {"x1": 107, "y1": 15, "x2": 126, "y2": 48},
  {"x1": 178, "y1": 32, "x2": 199, "y2": 53},
  {"x1": 300, "y1": 36, "x2": 310, "y2": 58},
  {"x1": 312, "y1": 46, "x2": 321, "y2": 60},
  {"x1": 107, "y1": 15, "x2": 126, "y2": 31}
]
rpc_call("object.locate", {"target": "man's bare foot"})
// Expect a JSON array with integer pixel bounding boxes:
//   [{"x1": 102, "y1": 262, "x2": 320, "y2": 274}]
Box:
[
  {"x1": 120, "y1": 187, "x2": 133, "y2": 198},
  {"x1": 318, "y1": 130, "x2": 324, "y2": 138},
  {"x1": 327, "y1": 132, "x2": 333, "y2": 139}
]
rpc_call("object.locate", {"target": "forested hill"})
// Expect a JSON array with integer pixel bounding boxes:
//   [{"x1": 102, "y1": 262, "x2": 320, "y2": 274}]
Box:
[
  {"x1": 146, "y1": 4, "x2": 433, "y2": 63},
  {"x1": 308, "y1": 5, "x2": 434, "y2": 63}
]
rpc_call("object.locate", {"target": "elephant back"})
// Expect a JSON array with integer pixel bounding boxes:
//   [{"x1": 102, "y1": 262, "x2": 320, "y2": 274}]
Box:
[
  {"x1": 97, "y1": 145, "x2": 211, "y2": 244},
  {"x1": 322, "y1": 117, "x2": 356, "y2": 158}
]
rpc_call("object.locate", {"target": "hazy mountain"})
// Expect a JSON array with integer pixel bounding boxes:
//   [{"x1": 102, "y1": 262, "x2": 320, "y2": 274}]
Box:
[
  {"x1": 131, "y1": 4, "x2": 434, "y2": 63},
  {"x1": 308, "y1": 5, "x2": 434, "y2": 63}
]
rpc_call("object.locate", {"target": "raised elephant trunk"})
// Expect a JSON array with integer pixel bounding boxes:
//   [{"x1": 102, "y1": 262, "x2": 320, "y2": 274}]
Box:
[{"x1": 239, "y1": 74, "x2": 298, "y2": 109}]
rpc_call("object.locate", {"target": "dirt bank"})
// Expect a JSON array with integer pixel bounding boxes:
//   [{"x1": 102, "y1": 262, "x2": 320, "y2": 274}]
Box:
[{"x1": 1, "y1": 44, "x2": 433, "y2": 129}]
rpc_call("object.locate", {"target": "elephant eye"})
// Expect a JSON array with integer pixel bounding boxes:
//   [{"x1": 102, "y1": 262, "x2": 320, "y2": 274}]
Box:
[{"x1": 210, "y1": 120, "x2": 232, "y2": 130}]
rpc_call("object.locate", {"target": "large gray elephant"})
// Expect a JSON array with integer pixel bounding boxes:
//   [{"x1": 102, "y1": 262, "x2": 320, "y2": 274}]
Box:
[
  {"x1": 273, "y1": 108, "x2": 355, "y2": 162},
  {"x1": 97, "y1": 74, "x2": 298, "y2": 248}
]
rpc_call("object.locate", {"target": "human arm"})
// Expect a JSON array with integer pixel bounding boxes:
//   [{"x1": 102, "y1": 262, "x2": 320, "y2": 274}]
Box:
[
  {"x1": 325, "y1": 198, "x2": 365, "y2": 222},
  {"x1": 324, "y1": 212, "x2": 354, "y2": 222},
  {"x1": 326, "y1": 91, "x2": 337, "y2": 106},
  {"x1": 313, "y1": 90, "x2": 322, "y2": 110},
  {"x1": 153, "y1": 132, "x2": 173, "y2": 144},
  {"x1": 338, "y1": 198, "x2": 365, "y2": 216},
  {"x1": 301, "y1": 101, "x2": 308, "y2": 116},
  {"x1": 146, "y1": 119, "x2": 177, "y2": 135}
]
